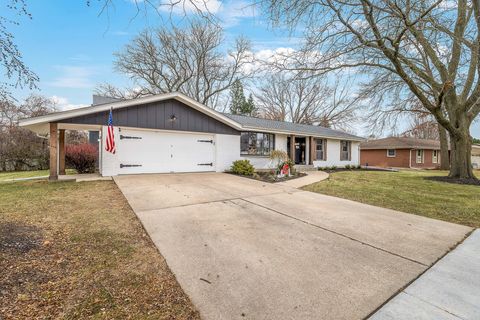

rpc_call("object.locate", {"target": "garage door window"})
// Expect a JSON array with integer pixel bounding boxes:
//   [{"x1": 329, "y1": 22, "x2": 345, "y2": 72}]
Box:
[{"x1": 241, "y1": 132, "x2": 275, "y2": 156}]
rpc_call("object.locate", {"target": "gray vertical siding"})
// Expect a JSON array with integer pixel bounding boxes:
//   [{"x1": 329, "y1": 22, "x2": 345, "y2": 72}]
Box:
[{"x1": 59, "y1": 99, "x2": 239, "y2": 135}]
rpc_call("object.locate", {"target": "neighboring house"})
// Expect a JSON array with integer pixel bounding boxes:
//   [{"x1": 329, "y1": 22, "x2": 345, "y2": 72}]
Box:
[
  {"x1": 472, "y1": 144, "x2": 480, "y2": 169},
  {"x1": 19, "y1": 92, "x2": 363, "y2": 179},
  {"x1": 360, "y1": 137, "x2": 442, "y2": 169}
]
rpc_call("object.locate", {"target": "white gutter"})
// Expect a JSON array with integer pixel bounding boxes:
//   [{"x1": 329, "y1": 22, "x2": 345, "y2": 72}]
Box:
[
  {"x1": 18, "y1": 91, "x2": 364, "y2": 141},
  {"x1": 241, "y1": 126, "x2": 365, "y2": 142}
]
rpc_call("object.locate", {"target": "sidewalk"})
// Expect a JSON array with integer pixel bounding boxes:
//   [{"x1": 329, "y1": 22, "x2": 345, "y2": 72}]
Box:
[
  {"x1": 370, "y1": 229, "x2": 480, "y2": 320},
  {"x1": 277, "y1": 171, "x2": 329, "y2": 188}
]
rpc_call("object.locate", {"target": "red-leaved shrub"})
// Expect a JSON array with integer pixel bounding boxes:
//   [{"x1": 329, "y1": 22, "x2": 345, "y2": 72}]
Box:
[{"x1": 65, "y1": 144, "x2": 98, "y2": 174}]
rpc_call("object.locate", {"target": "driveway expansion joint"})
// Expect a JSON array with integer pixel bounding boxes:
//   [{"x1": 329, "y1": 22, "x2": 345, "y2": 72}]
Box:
[
  {"x1": 240, "y1": 197, "x2": 428, "y2": 267},
  {"x1": 402, "y1": 291, "x2": 466, "y2": 320}
]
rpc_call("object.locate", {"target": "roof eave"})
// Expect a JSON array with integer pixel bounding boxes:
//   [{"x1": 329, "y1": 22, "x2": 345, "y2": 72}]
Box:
[
  {"x1": 241, "y1": 126, "x2": 365, "y2": 141},
  {"x1": 18, "y1": 92, "x2": 243, "y2": 131}
]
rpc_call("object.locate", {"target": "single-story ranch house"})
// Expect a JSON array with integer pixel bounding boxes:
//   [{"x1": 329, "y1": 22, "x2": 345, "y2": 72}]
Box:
[
  {"x1": 360, "y1": 137, "x2": 443, "y2": 169},
  {"x1": 19, "y1": 92, "x2": 363, "y2": 179}
]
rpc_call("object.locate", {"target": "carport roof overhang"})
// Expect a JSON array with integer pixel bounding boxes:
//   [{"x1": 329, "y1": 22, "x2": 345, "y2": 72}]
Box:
[{"x1": 18, "y1": 92, "x2": 243, "y2": 135}]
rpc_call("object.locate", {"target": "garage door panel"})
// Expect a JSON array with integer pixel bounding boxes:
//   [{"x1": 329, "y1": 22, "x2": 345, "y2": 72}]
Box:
[
  {"x1": 171, "y1": 136, "x2": 214, "y2": 172},
  {"x1": 117, "y1": 129, "x2": 215, "y2": 174}
]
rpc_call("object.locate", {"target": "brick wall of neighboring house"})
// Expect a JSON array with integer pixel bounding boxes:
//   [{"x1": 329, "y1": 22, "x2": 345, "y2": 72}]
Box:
[
  {"x1": 410, "y1": 149, "x2": 441, "y2": 169},
  {"x1": 360, "y1": 149, "x2": 411, "y2": 167},
  {"x1": 361, "y1": 148, "x2": 441, "y2": 168}
]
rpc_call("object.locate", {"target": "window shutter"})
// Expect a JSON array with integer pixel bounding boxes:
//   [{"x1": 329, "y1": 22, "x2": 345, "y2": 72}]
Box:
[{"x1": 324, "y1": 139, "x2": 327, "y2": 161}]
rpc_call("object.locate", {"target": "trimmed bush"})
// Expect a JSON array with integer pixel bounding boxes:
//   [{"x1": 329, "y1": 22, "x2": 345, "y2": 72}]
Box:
[
  {"x1": 231, "y1": 159, "x2": 255, "y2": 176},
  {"x1": 65, "y1": 143, "x2": 98, "y2": 174}
]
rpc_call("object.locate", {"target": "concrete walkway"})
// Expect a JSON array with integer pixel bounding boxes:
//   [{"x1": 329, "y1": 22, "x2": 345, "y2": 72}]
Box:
[
  {"x1": 114, "y1": 172, "x2": 472, "y2": 320},
  {"x1": 370, "y1": 229, "x2": 480, "y2": 320},
  {"x1": 277, "y1": 170, "x2": 329, "y2": 188}
]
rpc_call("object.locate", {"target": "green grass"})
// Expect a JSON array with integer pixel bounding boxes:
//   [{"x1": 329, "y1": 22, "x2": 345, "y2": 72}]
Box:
[
  {"x1": 0, "y1": 169, "x2": 77, "y2": 182},
  {"x1": 303, "y1": 170, "x2": 480, "y2": 228}
]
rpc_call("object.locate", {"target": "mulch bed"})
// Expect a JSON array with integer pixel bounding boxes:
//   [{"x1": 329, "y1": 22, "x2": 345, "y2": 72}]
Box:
[
  {"x1": 424, "y1": 176, "x2": 480, "y2": 186},
  {"x1": 230, "y1": 171, "x2": 307, "y2": 183}
]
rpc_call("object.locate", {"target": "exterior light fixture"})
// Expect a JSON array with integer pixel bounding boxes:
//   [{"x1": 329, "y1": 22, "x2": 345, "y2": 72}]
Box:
[{"x1": 169, "y1": 114, "x2": 177, "y2": 122}]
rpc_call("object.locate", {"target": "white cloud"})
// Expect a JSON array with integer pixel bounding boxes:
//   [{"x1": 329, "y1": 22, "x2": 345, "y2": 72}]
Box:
[
  {"x1": 159, "y1": 0, "x2": 222, "y2": 15},
  {"x1": 217, "y1": 0, "x2": 257, "y2": 28},
  {"x1": 50, "y1": 95, "x2": 89, "y2": 111},
  {"x1": 47, "y1": 66, "x2": 97, "y2": 89},
  {"x1": 158, "y1": 0, "x2": 257, "y2": 28}
]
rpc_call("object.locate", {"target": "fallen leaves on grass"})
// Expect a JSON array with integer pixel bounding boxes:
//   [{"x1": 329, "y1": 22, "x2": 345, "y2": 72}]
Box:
[{"x1": 0, "y1": 180, "x2": 200, "y2": 320}]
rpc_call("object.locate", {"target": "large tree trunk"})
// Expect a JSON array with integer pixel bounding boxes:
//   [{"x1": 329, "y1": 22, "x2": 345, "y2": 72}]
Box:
[
  {"x1": 448, "y1": 123, "x2": 476, "y2": 180},
  {"x1": 438, "y1": 124, "x2": 450, "y2": 170}
]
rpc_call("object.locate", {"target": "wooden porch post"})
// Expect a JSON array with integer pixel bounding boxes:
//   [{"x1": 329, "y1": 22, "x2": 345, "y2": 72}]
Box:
[
  {"x1": 290, "y1": 135, "x2": 296, "y2": 162},
  {"x1": 309, "y1": 136, "x2": 315, "y2": 165},
  {"x1": 59, "y1": 129, "x2": 66, "y2": 175},
  {"x1": 49, "y1": 123, "x2": 58, "y2": 181}
]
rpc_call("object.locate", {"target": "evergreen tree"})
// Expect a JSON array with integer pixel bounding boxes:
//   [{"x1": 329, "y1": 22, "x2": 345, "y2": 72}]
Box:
[
  {"x1": 244, "y1": 94, "x2": 256, "y2": 116},
  {"x1": 229, "y1": 79, "x2": 246, "y2": 115}
]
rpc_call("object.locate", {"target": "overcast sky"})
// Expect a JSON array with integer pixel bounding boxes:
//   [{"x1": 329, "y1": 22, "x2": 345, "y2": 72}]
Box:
[{"x1": 7, "y1": 0, "x2": 480, "y2": 138}]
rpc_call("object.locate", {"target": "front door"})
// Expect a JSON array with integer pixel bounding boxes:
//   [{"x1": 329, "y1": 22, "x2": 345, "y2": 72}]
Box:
[{"x1": 287, "y1": 136, "x2": 306, "y2": 165}]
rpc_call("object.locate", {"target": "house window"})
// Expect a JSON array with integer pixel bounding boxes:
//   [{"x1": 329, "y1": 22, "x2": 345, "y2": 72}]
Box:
[
  {"x1": 240, "y1": 132, "x2": 275, "y2": 156},
  {"x1": 316, "y1": 139, "x2": 327, "y2": 160},
  {"x1": 432, "y1": 150, "x2": 439, "y2": 163},
  {"x1": 387, "y1": 149, "x2": 396, "y2": 157},
  {"x1": 416, "y1": 149, "x2": 424, "y2": 163},
  {"x1": 340, "y1": 140, "x2": 351, "y2": 161}
]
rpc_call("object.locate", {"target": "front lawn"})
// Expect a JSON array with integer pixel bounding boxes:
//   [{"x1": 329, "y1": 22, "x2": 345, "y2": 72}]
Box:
[
  {"x1": 0, "y1": 180, "x2": 199, "y2": 319},
  {"x1": 0, "y1": 169, "x2": 77, "y2": 182},
  {"x1": 303, "y1": 170, "x2": 480, "y2": 228},
  {"x1": 0, "y1": 170, "x2": 49, "y2": 181}
]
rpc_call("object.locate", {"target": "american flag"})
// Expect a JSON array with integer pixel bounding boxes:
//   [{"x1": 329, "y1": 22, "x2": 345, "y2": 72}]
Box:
[{"x1": 105, "y1": 108, "x2": 116, "y2": 154}]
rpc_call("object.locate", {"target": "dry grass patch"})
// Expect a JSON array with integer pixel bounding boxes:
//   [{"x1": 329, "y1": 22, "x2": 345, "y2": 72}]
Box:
[{"x1": 0, "y1": 180, "x2": 200, "y2": 320}]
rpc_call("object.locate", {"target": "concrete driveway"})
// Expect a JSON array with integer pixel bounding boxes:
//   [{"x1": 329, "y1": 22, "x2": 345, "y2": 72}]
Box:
[{"x1": 114, "y1": 173, "x2": 471, "y2": 320}]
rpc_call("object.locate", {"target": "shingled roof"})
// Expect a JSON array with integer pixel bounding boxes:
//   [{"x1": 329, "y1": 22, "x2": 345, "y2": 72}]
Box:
[
  {"x1": 222, "y1": 113, "x2": 364, "y2": 141},
  {"x1": 360, "y1": 137, "x2": 441, "y2": 150}
]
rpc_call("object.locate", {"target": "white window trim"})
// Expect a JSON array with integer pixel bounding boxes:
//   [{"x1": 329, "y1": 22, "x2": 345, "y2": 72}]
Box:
[
  {"x1": 386, "y1": 149, "x2": 396, "y2": 157},
  {"x1": 432, "y1": 150, "x2": 438, "y2": 164},
  {"x1": 416, "y1": 149, "x2": 424, "y2": 164},
  {"x1": 316, "y1": 138, "x2": 326, "y2": 161},
  {"x1": 340, "y1": 140, "x2": 351, "y2": 161}
]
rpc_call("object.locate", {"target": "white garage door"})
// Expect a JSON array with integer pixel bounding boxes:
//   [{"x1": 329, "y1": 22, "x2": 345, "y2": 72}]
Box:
[{"x1": 117, "y1": 129, "x2": 215, "y2": 174}]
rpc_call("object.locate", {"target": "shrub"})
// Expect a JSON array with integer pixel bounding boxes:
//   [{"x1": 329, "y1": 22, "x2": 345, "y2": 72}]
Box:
[
  {"x1": 270, "y1": 150, "x2": 288, "y2": 166},
  {"x1": 331, "y1": 165, "x2": 337, "y2": 170},
  {"x1": 231, "y1": 159, "x2": 255, "y2": 176},
  {"x1": 356, "y1": 164, "x2": 362, "y2": 169},
  {"x1": 65, "y1": 143, "x2": 98, "y2": 174}
]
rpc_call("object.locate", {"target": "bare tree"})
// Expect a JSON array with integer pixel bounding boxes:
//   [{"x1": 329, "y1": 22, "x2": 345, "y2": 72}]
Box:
[
  {"x1": 101, "y1": 20, "x2": 252, "y2": 109},
  {"x1": 256, "y1": 74, "x2": 358, "y2": 129},
  {"x1": 402, "y1": 117, "x2": 440, "y2": 140},
  {"x1": 0, "y1": 0, "x2": 39, "y2": 101},
  {"x1": 0, "y1": 95, "x2": 56, "y2": 171},
  {"x1": 262, "y1": 0, "x2": 480, "y2": 180}
]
